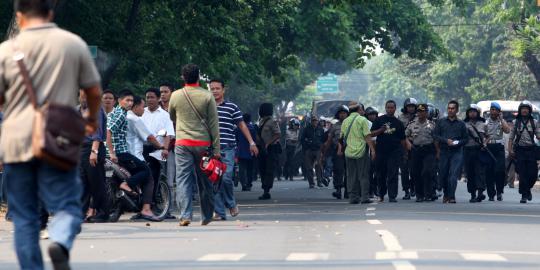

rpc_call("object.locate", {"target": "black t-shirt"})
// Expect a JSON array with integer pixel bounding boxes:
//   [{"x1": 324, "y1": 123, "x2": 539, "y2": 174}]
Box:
[{"x1": 371, "y1": 115, "x2": 406, "y2": 152}]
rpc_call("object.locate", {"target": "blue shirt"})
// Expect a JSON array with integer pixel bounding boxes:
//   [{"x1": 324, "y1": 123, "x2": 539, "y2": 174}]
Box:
[
  {"x1": 236, "y1": 123, "x2": 257, "y2": 159},
  {"x1": 217, "y1": 101, "x2": 243, "y2": 148},
  {"x1": 81, "y1": 107, "x2": 107, "y2": 143}
]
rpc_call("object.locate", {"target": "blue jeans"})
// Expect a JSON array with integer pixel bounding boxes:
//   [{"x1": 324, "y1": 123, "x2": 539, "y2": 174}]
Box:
[
  {"x1": 175, "y1": 145, "x2": 214, "y2": 221},
  {"x1": 214, "y1": 147, "x2": 237, "y2": 219},
  {"x1": 5, "y1": 160, "x2": 83, "y2": 270},
  {"x1": 438, "y1": 149, "x2": 463, "y2": 199}
]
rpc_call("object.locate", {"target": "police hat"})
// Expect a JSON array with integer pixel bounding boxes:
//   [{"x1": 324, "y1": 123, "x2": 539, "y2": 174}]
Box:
[{"x1": 417, "y1": 104, "x2": 428, "y2": 112}]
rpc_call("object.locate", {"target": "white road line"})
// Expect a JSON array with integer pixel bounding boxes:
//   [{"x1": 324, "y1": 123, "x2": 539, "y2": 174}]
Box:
[
  {"x1": 366, "y1": 213, "x2": 376, "y2": 216},
  {"x1": 461, "y1": 253, "x2": 507, "y2": 262},
  {"x1": 367, "y1": 219, "x2": 382, "y2": 225},
  {"x1": 286, "y1": 253, "x2": 329, "y2": 261},
  {"x1": 376, "y1": 230, "x2": 403, "y2": 251},
  {"x1": 367, "y1": 207, "x2": 376, "y2": 211},
  {"x1": 197, "y1": 253, "x2": 246, "y2": 261},
  {"x1": 415, "y1": 248, "x2": 540, "y2": 256},
  {"x1": 376, "y1": 251, "x2": 418, "y2": 260},
  {"x1": 392, "y1": 261, "x2": 416, "y2": 270}
]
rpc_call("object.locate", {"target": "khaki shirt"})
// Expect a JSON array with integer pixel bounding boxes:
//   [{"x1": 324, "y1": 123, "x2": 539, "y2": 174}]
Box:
[
  {"x1": 509, "y1": 119, "x2": 540, "y2": 147},
  {"x1": 0, "y1": 23, "x2": 100, "y2": 163},
  {"x1": 259, "y1": 117, "x2": 280, "y2": 145},
  {"x1": 398, "y1": 113, "x2": 415, "y2": 128},
  {"x1": 405, "y1": 119, "x2": 435, "y2": 146},
  {"x1": 465, "y1": 120, "x2": 486, "y2": 147},
  {"x1": 485, "y1": 117, "x2": 506, "y2": 142}
]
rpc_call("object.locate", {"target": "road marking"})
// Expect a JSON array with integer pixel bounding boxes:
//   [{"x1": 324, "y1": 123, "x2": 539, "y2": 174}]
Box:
[
  {"x1": 461, "y1": 253, "x2": 507, "y2": 262},
  {"x1": 367, "y1": 207, "x2": 376, "y2": 211},
  {"x1": 286, "y1": 253, "x2": 329, "y2": 261},
  {"x1": 367, "y1": 219, "x2": 382, "y2": 225},
  {"x1": 197, "y1": 253, "x2": 246, "y2": 261},
  {"x1": 376, "y1": 251, "x2": 418, "y2": 260},
  {"x1": 376, "y1": 230, "x2": 403, "y2": 251},
  {"x1": 416, "y1": 248, "x2": 540, "y2": 256},
  {"x1": 392, "y1": 261, "x2": 416, "y2": 270},
  {"x1": 366, "y1": 213, "x2": 376, "y2": 216}
]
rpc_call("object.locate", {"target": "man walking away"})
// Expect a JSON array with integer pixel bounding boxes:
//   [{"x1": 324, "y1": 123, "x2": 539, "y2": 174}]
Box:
[
  {"x1": 398, "y1": 98, "x2": 418, "y2": 199},
  {"x1": 237, "y1": 113, "x2": 257, "y2": 191},
  {"x1": 210, "y1": 79, "x2": 258, "y2": 220},
  {"x1": 324, "y1": 105, "x2": 349, "y2": 199},
  {"x1": 169, "y1": 64, "x2": 221, "y2": 226},
  {"x1": 508, "y1": 101, "x2": 540, "y2": 203},
  {"x1": 463, "y1": 105, "x2": 488, "y2": 203},
  {"x1": 257, "y1": 103, "x2": 281, "y2": 200},
  {"x1": 365, "y1": 107, "x2": 379, "y2": 198},
  {"x1": 405, "y1": 104, "x2": 439, "y2": 202},
  {"x1": 371, "y1": 100, "x2": 407, "y2": 203},
  {"x1": 0, "y1": 1, "x2": 101, "y2": 268},
  {"x1": 301, "y1": 117, "x2": 326, "y2": 188},
  {"x1": 433, "y1": 100, "x2": 468, "y2": 204},
  {"x1": 484, "y1": 102, "x2": 510, "y2": 201},
  {"x1": 341, "y1": 103, "x2": 376, "y2": 204}
]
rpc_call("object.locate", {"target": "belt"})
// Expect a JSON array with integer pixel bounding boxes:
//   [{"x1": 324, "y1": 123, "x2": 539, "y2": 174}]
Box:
[{"x1": 488, "y1": 139, "x2": 504, "y2": 144}]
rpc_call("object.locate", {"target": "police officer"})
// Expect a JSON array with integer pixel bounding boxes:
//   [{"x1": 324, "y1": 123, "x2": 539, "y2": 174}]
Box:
[
  {"x1": 398, "y1": 98, "x2": 418, "y2": 199},
  {"x1": 324, "y1": 105, "x2": 349, "y2": 199},
  {"x1": 463, "y1": 105, "x2": 488, "y2": 203},
  {"x1": 301, "y1": 117, "x2": 326, "y2": 188},
  {"x1": 484, "y1": 102, "x2": 510, "y2": 201},
  {"x1": 405, "y1": 104, "x2": 439, "y2": 202},
  {"x1": 508, "y1": 101, "x2": 540, "y2": 203},
  {"x1": 365, "y1": 107, "x2": 379, "y2": 198}
]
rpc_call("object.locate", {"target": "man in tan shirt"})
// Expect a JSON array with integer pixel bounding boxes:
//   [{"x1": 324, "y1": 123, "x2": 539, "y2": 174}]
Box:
[{"x1": 0, "y1": 1, "x2": 101, "y2": 269}]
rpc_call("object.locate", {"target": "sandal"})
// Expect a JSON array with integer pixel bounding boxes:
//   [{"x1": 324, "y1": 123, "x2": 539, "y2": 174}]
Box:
[{"x1": 119, "y1": 182, "x2": 138, "y2": 196}]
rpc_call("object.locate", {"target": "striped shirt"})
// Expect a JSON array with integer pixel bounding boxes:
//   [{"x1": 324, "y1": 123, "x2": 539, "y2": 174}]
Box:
[{"x1": 217, "y1": 101, "x2": 243, "y2": 147}]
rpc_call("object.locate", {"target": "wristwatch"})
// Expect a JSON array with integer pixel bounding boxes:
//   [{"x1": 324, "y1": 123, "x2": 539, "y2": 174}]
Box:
[
  {"x1": 91, "y1": 149, "x2": 99, "y2": 154},
  {"x1": 249, "y1": 142, "x2": 257, "y2": 146}
]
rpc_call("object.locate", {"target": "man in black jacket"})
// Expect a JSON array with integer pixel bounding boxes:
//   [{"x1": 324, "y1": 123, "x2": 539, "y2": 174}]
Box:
[{"x1": 301, "y1": 117, "x2": 326, "y2": 188}]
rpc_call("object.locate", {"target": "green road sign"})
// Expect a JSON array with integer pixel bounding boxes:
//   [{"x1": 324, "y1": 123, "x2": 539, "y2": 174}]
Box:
[
  {"x1": 316, "y1": 73, "x2": 339, "y2": 94},
  {"x1": 88, "y1": 45, "x2": 98, "y2": 59}
]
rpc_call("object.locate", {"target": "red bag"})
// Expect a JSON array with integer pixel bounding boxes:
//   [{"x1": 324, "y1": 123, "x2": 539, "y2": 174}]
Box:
[{"x1": 200, "y1": 156, "x2": 227, "y2": 183}]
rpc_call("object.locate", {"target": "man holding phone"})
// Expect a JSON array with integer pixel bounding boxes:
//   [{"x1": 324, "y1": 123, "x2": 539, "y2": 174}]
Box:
[
  {"x1": 484, "y1": 102, "x2": 510, "y2": 201},
  {"x1": 433, "y1": 100, "x2": 468, "y2": 204}
]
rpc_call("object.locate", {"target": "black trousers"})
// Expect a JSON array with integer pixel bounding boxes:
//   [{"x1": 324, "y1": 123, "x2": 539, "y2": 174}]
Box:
[
  {"x1": 259, "y1": 151, "x2": 278, "y2": 192},
  {"x1": 80, "y1": 143, "x2": 108, "y2": 214},
  {"x1": 369, "y1": 159, "x2": 377, "y2": 196},
  {"x1": 515, "y1": 146, "x2": 538, "y2": 196},
  {"x1": 332, "y1": 153, "x2": 346, "y2": 189},
  {"x1": 117, "y1": 152, "x2": 154, "y2": 204},
  {"x1": 284, "y1": 145, "x2": 297, "y2": 179},
  {"x1": 411, "y1": 144, "x2": 436, "y2": 199},
  {"x1": 464, "y1": 146, "x2": 486, "y2": 194},
  {"x1": 485, "y1": 144, "x2": 505, "y2": 197},
  {"x1": 400, "y1": 150, "x2": 414, "y2": 193},
  {"x1": 376, "y1": 148, "x2": 402, "y2": 199},
  {"x1": 239, "y1": 158, "x2": 255, "y2": 189}
]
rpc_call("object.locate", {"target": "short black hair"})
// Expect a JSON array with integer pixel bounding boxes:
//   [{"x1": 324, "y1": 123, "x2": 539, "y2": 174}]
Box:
[
  {"x1": 145, "y1": 87, "x2": 160, "y2": 98},
  {"x1": 133, "y1": 96, "x2": 144, "y2": 107},
  {"x1": 159, "y1": 82, "x2": 174, "y2": 91},
  {"x1": 102, "y1": 89, "x2": 116, "y2": 99},
  {"x1": 448, "y1": 100, "x2": 459, "y2": 109},
  {"x1": 243, "y1": 113, "x2": 252, "y2": 123},
  {"x1": 15, "y1": 0, "x2": 53, "y2": 18},
  {"x1": 385, "y1": 100, "x2": 397, "y2": 108},
  {"x1": 209, "y1": 79, "x2": 225, "y2": 88},
  {"x1": 259, "y1": 103, "x2": 274, "y2": 118},
  {"x1": 118, "y1": 89, "x2": 134, "y2": 100},
  {"x1": 182, "y1": 64, "x2": 200, "y2": 84}
]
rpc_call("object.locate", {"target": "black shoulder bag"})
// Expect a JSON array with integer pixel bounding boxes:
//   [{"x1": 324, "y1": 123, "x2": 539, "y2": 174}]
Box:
[{"x1": 339, "y1": 115, "x2": 359, "y2": 151}]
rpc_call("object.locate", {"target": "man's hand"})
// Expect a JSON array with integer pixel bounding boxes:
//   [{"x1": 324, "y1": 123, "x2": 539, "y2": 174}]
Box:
[
  {"x1": 337, "y1": 149, "x2": 343, "y2": 156},
  {"x1": 370, "y1": 151, "x2": 376, "y2": 161},
  {"x1": 447, "y1": 139, "x2": 454, "y2": 146},
  {"x1": 85, "y1": 118, "x2": 98, "y2": 136},
  {"x1": 213, "y1": 152, "x2": 222, "y2": 160},
  {"x1": 89, "y1": 152, "x2": 97, "y2": 167},
  {"x1": 110, "y1": 153, "x2": 118, "y2": 163},
  {"x1": 249, "y1": 144, "x2": 259, "y2": 157},
  {"x1": 161, "y1": 149, "x2": 169, "y2": 160},
  {"x1": 509, "y1": 150, "x2": 515, "y2": 159},
  {"x1": 436, "y1": 151, "x2": 440, "y2": 160}
]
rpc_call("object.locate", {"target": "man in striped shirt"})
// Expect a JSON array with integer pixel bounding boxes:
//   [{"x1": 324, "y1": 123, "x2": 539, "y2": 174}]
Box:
[{"x1": 210, "y1": 79, "x2": 258, "y2": 220}]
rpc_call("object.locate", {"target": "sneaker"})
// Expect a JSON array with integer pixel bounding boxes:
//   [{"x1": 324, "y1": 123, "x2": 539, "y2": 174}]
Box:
[
  {"x1": 332, "y1": 190, "x2": 342, "y2": 200},
  {"x1": 410, "y1": 191, "x2": 416, "y2": 198},
  {"x1": 48, "y1": 242, "x2": 70, "y2": 270},
  {"x1": 201, "y1": 219, "x2": 212, "y2": 226},
  {"x1": 378, "y1": 196, "x2": 385, "y2": 203},
  {"x1": 497, "y1": 194, "x2": 503, "y2": 201},
  {"x1": 520, "y1": 196, "x2": 527, "y2": 204},
  {"x1": 229, "y1": 206, "x2": 239, "y2": 217},
  {"x1": 402, "y1": 192, "x2": 411, "y2": 200},
  {"x1": 212, "y1": 213, "x2": 226, "y2": 221},
  {"x1": 527, "y1": 193, "x2": 532, "y2": 201},
  {"x1": 179, "y1": 219, "x2": 191, "y2": 226},
  {"x1": 258, "y1": 193, "x2": 271, "y2": 200},
  {"x1": 321, "y1": 177, "x2": 330, "y2": 187},
  {"x1": 476, "y1": 193, "x2": 486, "y2": 202},
  {"x1": 389, "y1": 198, "x2": 397, "y2": 203}
]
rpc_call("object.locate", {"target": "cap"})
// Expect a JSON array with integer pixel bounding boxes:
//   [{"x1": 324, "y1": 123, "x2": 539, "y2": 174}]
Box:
[
  {"x1": 417, "y1": 104, "x2": 428, "y2": 112},
  {"x1": 490, "y1": 102, "x2": 501, "y2": 111}
]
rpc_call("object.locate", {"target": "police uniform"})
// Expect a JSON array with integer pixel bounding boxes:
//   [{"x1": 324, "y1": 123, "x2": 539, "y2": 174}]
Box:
[
  {"x1": 330, "y1": 121, "x2": 346, "y2": 192},
  {"x1": 399, "y1": 112, "x2": 416, "y2": 199},
  {"x1": 484, "y1": 110, "x2": 508, "y2": 201},
  {"x1": 464, "y1": 107, "x2": 487, "y2": 202},
  {"x1": 405, "y1": 104, "x2": 437, "y2": 201}
]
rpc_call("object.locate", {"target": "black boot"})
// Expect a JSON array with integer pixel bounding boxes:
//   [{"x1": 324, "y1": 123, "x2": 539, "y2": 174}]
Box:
[
  {"x1": 520, "y1": 195, "x2": 527, "y2": 204},
  {"x1": 476, "y1": 191, "x2": 486, "y2": 202},
  {"x1": 332, "y1": 188, "x2": 342, "y2": 200},
  {"x1": 469, "y1": 191, "x2": 477, "y2": 203},
  {"x1": 402, "y1": 191, "x2": 411, "y2": 200}
]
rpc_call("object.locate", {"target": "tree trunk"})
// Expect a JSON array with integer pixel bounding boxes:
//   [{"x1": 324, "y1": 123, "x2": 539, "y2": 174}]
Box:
[
  {"x1": 125, "y1": 0, "x2": 142, "y2": 33},
  {"x1": 523, "y1": 50, "x2": 540, "y2": 87}
]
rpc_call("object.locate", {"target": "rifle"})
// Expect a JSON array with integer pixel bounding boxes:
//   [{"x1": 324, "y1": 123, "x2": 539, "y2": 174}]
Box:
[{"x1": 468, "y1": 123, "x2": 497, "y2": 163}]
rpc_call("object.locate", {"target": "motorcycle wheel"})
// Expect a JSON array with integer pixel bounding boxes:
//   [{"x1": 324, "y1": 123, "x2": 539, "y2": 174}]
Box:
[
  {"x1": 152, "y1": 179, "x2": 171, "y2": 219},
  {"x1": 105, "y1": 177, "x2": 122, "y2": 223}
]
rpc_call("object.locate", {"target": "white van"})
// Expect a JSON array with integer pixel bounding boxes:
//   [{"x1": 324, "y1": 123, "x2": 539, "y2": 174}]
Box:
[{"x1": 476, "y1": 100, "x2": 540, "y2": 122}]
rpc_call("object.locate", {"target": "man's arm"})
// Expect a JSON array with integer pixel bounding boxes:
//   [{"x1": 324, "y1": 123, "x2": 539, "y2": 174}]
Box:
[
  {"x1": 106, "y1": 129, "x2": 117, "y2": 163},
  {"x1": 365, "y1": 135, "x2": 376, "y2": 160},
  {"x1": 82, "y1": 85, "x2": 101, "y2": 134},
  {"x1": 238, "y1": 121, "x2": 259, "y2": 156},
  {"x1": 207, "y1": 97, "x2": 221, "y2": 157},
  {"x1": 501, "y1": 117, "x2": 510, "y2": 134}
]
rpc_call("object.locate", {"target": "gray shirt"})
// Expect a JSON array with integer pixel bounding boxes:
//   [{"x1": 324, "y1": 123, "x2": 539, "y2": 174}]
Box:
[
  {"x1": 465, "y1": 120, "x2": 486, "y2": 147},
  {"x1": 406, "y1": 119, "x2": 436, "y2": 146},
  {"x1": 0, "y1": 23, "x2": 100, "y2": 163},
  {"x1": 485, "y1": 117, "x2": 506, "y2": 142},
  {"x1": 509, "y1": 118, "x2": 540, "y2": 146}
]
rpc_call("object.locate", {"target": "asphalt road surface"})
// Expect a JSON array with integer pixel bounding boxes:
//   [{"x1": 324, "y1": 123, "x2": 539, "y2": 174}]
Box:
[{"x1": 1, "y1": 178, "x2": 539, "y2": 270}]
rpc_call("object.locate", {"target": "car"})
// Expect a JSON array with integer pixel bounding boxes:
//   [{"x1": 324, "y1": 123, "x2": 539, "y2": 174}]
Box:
[{"x1": 476, "y1": 100, "x2": 540, "y2": 122}]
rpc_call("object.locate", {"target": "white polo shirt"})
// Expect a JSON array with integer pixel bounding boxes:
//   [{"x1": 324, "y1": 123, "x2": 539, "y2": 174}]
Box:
[
  {"x1": 126, "y1": 111, "x2": 152, "y2": 161},
  {"x1": 142, "y1": 107, "x2": 175, "y2": 160}
]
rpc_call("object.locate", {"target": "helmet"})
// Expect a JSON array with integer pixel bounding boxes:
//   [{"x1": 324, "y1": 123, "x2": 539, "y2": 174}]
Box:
[
  {"x1": 427, "y1": 103, "x2": 439, "y2": 120},
  {"x1": 334, "y1": 105, "x2": 349, "y2": 119},
  {"x1": 518, "y1": 100, "x2": 533, "y2": 113},
  {"x1": 403, "y1": 98, "x2": 418, "y2": 108},
  {"x1": 289, "y1": 118, "x2": 300, "y2": 126},
  {"x1": 365, "y1": 107, "x2": 379, "y2": 116},
  {"x1": 466, "y1": 104, "x2": 480, "y2": 113}
]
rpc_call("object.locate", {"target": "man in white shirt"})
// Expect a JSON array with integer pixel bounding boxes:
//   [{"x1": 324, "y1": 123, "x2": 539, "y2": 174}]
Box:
[{"x1": 127, "y1": 96, "x2": 164, "y2": 161}]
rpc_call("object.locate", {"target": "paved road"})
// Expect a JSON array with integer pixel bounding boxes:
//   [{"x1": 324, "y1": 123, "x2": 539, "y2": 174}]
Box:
[{"x1": 1, "y1": 178, "x2": 539, "y2": 270}]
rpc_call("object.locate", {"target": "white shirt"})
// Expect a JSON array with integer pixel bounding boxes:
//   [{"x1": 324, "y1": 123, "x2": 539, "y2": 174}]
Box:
[
  {"x1": 127, "y1": 111, "x2": 152, "y2": 161},
  {"x1": 141, "y1": 107, "x2": 175, "y2": 160}
]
